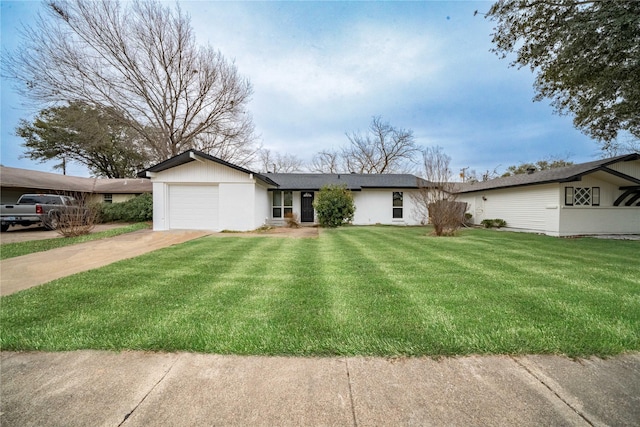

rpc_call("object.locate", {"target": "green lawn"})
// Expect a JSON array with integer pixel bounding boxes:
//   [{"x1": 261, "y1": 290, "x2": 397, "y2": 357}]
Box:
[
  {"x1": 1, "y1": 226, "x2": 638, "y2": 357},
  {"x1": 0, "y1": 223, "x2": 150, "y2": 260}
]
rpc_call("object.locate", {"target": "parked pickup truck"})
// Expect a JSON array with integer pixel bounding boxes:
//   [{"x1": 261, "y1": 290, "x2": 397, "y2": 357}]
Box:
[{"x1": 0, "y1": 194, "x2": 82, "y2": 232}]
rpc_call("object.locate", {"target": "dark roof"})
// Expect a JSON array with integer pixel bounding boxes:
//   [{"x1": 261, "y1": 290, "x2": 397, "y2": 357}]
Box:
[
  {"x1": 458, "y1": 153, "x2": 640, "y2": 193},
  {"x1": 137, "y1": 149, "x2": 278, "y2": 186},
  {"x1": 138, "y1": 150, "x2": 432, "y2": 189},
  {"x1": 0, "y1": 166, "x2": 151, "y2": 194},
  {"x1": 266, "y1": 173, "x2": 432, "y2": 191}
]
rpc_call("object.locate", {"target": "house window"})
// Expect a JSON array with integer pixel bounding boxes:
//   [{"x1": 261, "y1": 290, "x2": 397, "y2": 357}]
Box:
[
  {"x1": 592, "y1": 187, "x2": 600, "y2": 206},
  {"x1": 272, "y1": 190, "x2": 293, "y2": 218},
  {"x1": 103, "y1": 194, "x2": 113, "y2": 204},
  {"x1": 565, "y1": 187, "x2": 600, "y2": 206},
  {"x1": 574, "y1": 187, "x2": 591, "y2": 206},
  {"x1": 393, "y1": 191, "x2": 403, "y2": 219},
  {"x1": 565, "y1": 187, "x2": 574, "y2": 206}
]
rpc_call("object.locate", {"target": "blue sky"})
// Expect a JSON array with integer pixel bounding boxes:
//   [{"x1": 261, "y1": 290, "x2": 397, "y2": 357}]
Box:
[{"x1": 1, "y1": 0, "x2": 605, "y2": 178}]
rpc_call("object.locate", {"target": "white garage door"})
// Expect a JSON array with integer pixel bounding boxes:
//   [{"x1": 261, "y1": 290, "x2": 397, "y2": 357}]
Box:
[{"x1": 169, "y1": 184, "x2": 219, "y2": 230}]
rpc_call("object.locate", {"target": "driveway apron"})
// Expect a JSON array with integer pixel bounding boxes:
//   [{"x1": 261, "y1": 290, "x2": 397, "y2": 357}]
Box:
[{"x1": 0, "y1": 229, "x2": 210, "y2": 296}]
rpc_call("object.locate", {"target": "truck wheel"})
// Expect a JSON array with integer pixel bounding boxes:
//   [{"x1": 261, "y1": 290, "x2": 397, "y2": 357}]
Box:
[
  {"x1": 44, "y1": 213, "x2": 60, "y2": 230},
  {"x1": 0, "y1": 224, "x2": 9, "y2": 232}
]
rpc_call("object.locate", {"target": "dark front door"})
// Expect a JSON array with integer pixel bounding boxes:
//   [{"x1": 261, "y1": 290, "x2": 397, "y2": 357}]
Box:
[{"x1": 301, "y1": 192, "x2": 315, "y2": 222}]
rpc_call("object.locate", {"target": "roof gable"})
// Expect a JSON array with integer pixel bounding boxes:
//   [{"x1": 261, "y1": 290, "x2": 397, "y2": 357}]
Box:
[
  {"x1": 138, "y1": 150, "x2": 278, "y2": 186},
  {"x1": 458, "y1": 153, "x2": 640, "y2": 193}
]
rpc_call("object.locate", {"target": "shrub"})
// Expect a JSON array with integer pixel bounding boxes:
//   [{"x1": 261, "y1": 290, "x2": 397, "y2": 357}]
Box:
[
  {"x1": 428, "y1": 200, "x2": 468, "y2": 236},
  {"x1": 313, "y1": 184, "x2": 355, "y2": 227},
  {"x1": 464, "y1": 212, "x2": 473, "y2": 224},
  {"x1": 494, "y1": 219, "x2": 507, "y2": 228},
  {"x1": 98, "y1": 193, "x2": 152, "y2": 223},
  {"x1": 481, "y1": 218, "x2": 507, "y2": 229},
  {"x1": 284, "y1": 212, "x2": 300, "y2": 228},
  {"x1": 55, "y1": 192, "x2": 98, "y2": 237}
]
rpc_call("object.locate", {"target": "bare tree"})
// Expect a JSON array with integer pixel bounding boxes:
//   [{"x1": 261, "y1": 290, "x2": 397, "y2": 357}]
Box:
[
  {"x1": 464, "y1": 166, "x2": 501, "y2": 183},
  {"x1": 55, "y1": 191, "x2": 99, "y2": 237},
  {"x1": 411, "y1": 146, "x2": 467, "y2": 236},
  {"x1": 600, "y1": 135, "x2": 640, "y2": 158},
  {"x1": 343, "y1": 116, "x2": 420, "y2": 173},
  {"x1": 309, "y1": 149, "x2": 341, "y2": 173},
  {"x1": 258, "y1": 149, "x2": 304, "y2": 173},
  {"x1": 201, "y1": 118, "x2": 261, "y2": 167},
  {"x1": 4, "y1": 0, "x2": 257, "y2": 164}
]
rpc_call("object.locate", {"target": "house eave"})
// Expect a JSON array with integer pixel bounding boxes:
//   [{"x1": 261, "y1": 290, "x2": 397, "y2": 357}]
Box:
[
  {"x1": 457, "y1": 152, "x2": 640, "y2": 194},
  {"x1": 137, "y1": 149, "x2": 278, "y2": 186},
  {"x1": 457, "y1": 179, "x2": 573, "y2": 194}
]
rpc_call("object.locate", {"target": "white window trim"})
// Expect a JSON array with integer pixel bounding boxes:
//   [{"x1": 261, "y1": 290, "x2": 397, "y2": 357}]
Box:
[{"x1": 272, "y1": 190, "x2": 293, "y2": 218}]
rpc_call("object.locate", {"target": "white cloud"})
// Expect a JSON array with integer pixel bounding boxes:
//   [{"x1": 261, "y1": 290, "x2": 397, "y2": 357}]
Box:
[{"x1": 188, "y1": 5, "x2": 445, "y2": 110}]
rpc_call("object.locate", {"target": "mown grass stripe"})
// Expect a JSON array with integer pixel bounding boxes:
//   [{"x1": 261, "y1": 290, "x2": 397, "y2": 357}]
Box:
[{"x1": 1, "y1": 226, "x2": 638, "y2": 356}]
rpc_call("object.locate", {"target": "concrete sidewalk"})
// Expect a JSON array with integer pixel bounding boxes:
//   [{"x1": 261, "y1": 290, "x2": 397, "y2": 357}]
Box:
[
  {"x1": 1, "y1": 351, "x2": 638, "y2": 426},
  {"x1": 0, "y1": 229, "x2": 210, "y2": 296}
]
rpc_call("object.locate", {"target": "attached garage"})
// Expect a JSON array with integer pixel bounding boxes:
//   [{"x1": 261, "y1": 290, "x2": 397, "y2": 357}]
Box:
[
  {"x1": 139, "y1": 150, "x2": 277, "y2": 232},
  {"x1": 168, "y1": 184, "x2": 219, "y2": 230}
]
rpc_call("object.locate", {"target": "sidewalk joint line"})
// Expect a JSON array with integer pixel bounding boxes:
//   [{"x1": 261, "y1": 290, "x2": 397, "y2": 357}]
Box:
[
  {"x1": 344, "y1": 359, "x2": 358, "y2": 427},
  {"x1": 510, "y1": 356, "x2": 594, "y2": 426},
  {"x1": 118, "y1": 355, "x2": 178, "y2": 426}
]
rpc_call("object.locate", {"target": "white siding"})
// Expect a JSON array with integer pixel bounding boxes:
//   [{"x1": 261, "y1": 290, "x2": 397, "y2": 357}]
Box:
[
  {"x1": 152, "y1": 161, "x2": 252, "y2": 184},
  {"x1": 459, "y1": 169, "x2": 640, "y2": 236},
  {"x1": 218, "y1": 182, "x2": 257, "y2": 231},
  {"x1": 558, "y1": 207, "x2": 640, "y2": 236},
  {"x1": 458, "y1": 184, "x2": 560, "y2": 234},
  {"x1": 559, "y1": 173, "x2": 640, "y2": 235},
  {"x1": 607, "y1": 158, "x2": 640, "y2": 178},
  {"x1": 168, "y1": 184, "x2": 219, "y2": 230},
  {"x1": 152, "y1": 182, "x2": 168, "y2": 231},
  {"x1": 457, "y1": 194, "x2": 477, "y2": 222},
  {"x1": 353, "y1": 189, "x2": 421, "y2": 226},
  {"x1": 254, "y1": 184, "x2": 270, "y2": 228}
]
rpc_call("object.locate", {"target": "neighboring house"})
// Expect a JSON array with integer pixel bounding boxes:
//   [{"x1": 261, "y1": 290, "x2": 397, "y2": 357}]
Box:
[
  {"x1": 137, "y1": 150, "x2": 431, "y2": 231},
  {"x1": 457, "y1": 153, "x2": 640, "y2": 236},
  {"x1": 0, "y1": 166, "x2": 151, "y2": 204}
]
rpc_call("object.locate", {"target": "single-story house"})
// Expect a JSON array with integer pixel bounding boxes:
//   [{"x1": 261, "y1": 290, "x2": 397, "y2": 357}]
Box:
[
  {"x1": 137, "y1": 150, "x2": 431, "y2": 231},
  {"x1": 0, "y1": 166, "x2": 152, "y2": 204},
  {"x1": 457, "y1": 153, "x2": 640, "y2": 236}
]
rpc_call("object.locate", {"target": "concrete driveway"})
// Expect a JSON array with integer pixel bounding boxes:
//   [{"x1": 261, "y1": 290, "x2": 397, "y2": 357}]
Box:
[{"x1": 0, "y1": 228, "x2": 210, "y2": 296}]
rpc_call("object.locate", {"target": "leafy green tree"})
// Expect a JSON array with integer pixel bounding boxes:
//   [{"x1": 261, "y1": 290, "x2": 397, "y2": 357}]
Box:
[
  {"x1": 486, "y1": 0, "x2": 640, "y2": 145},
  {"x1": 313, "y1": 185, "x2": 356, "y2": 227},
  {"x1": 16, "y1": 102, "x2": 148, "y2": 178},
  {"x1": 501, "y1": 158, "x2": 574, "y2": 177}
]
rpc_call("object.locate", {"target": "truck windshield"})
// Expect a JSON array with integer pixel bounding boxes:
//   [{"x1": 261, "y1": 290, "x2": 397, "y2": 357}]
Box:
[{"x1": 18, "y1": 195, "x2": 63, "y2": 205}]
